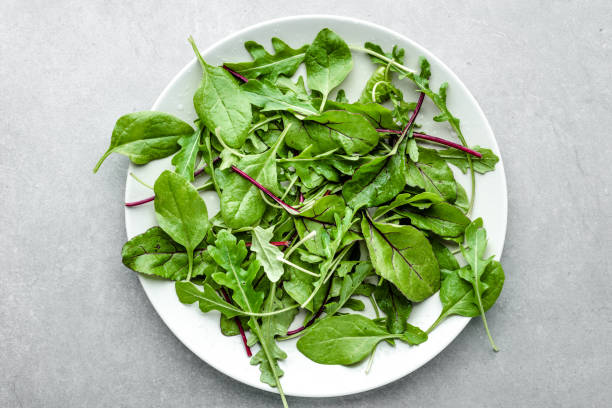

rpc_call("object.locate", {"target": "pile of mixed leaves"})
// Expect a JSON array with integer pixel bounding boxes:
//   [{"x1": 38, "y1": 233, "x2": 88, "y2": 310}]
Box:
[{"x1": 94, "y1": 28, "x2": 504, "y2": 407}]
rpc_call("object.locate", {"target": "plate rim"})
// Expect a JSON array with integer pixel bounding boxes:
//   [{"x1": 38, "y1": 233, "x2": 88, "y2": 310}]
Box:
[{"x1": 127, "y1": 14, "x2": 508, "y2": 398}]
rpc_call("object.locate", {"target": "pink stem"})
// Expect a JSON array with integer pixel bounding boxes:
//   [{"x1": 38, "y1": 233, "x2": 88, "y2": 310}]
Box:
[
  {"x1": 222, "y1": 65, "x2": 248, "y2": 83},
  {"x1": 231, "y1": 165, "x2": 298, "y2": 212},
  {"x1": 219, "y1": 287, "x2": 252, "y2": 357},
  {"x1": 286, "y1": 284, "x2": 331, "y2": 336},
  {"x1": 376, "y1": 129, "x2": 482, "y2": 158},
  {"x1": 125, "y1": 157, "x2": 219, "y2": 207},
  {"x1": 245, "y1": 241, "x2": 291, "y2": 247},
  {"x1": 403, "y1": 92, "x2": 425, "y2": 133}
]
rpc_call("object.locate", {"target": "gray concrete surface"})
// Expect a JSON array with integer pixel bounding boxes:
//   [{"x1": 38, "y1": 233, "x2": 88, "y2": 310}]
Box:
[{"x1": 1, "y1": 1, "x2": 611, "y2": 407}]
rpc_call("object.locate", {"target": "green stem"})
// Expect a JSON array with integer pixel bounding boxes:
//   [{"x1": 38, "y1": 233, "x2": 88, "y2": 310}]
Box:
[
  {"x1": 92, "y1": 150, "x2": 111, "y2": 173},
  {"x1": 319, "y1": 92, "x2": 328, "y2": 111},
  {"x1": 365, "y1": 346, "x2": 376, "y2": 374},
  {"x1": 426, "y1": 313, "x2": 446, "y2": 334},
  {"x1": 369, "y1": 295, "x2": 380, "y2": 319},
  {"x1": 350, "y1": 46, "x2": 416, "y2": 74},
  {"x1": 248, "y1": 114, "x2": 281, "y2": 134},
  {"x1": 129, "y1": 172, "x2": 153, "y2": 190},
  {"x1": 186, "y1": 250, "x2": 194, "y2": 281}
]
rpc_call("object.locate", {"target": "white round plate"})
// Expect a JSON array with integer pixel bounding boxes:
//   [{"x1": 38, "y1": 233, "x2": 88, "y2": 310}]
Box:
[{"x1": 124, "y1": 15, "x2": 507, "y2": 398}]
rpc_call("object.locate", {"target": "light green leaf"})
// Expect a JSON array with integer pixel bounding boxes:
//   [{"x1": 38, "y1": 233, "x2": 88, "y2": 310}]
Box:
[
  {"x1": 437, "y1": 146, "x2": 500, "y2": 174},
  {"x1": 175, "y1": 281, "x2": 244, "y2": 318},
  {"x1": 242, "y1": 79, "x2": 319, "y2": 116},
  {"x1": 172, "y1": 128, "x2": 201, "y2": 181},
  {"x1": 251, "y1": 226, "x2": 285, "y2": 282}
]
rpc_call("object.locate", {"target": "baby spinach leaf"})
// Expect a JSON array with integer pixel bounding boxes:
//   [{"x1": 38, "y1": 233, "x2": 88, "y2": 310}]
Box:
[
  {"x1": 175, "y1": 281, "x2": 245, "y2": 318},
  {"x1": 122, "y1": 226, "x2": 214, "y2": 280},
  {"x1": 437, "y1": 146, "x2": 499, "y2": 174},
  {"x1": 297, "y1": 314, "x2": 393, "y2": 365},
  {"x1": 93, "y1": 111, "x2": 194, "y2": 172},
  {"x1": 304, "y1": 110, "x2": 379, "y2": 155},
  {"x1": 396, "y1": 202, "x2": 471, "y2": 238},
  {"x1": 298, "y1": 195, "x2": 346, "y2": 223},
  {"x1": 224, "y1": 38, "x2": 308, "y2": 80},
  {"x1": 209, "y1": 230, "x2": 264, "y2": 313},
  {"x1": 431, "y1": 240, "x2": 460, "y2": 271},
  {"x1": 323, "y1": 100, "x2": 398, "y2": 130},
  {"x1": 283, "y1": 256, "x2": 328, "y2": 312},
  {"x1": 189, "y1": 37, "x2": 252, "y2": 149},
  {"x1": 242, "y1": 79, "x2": 319, "y2": 116},
  {"x1": 361, "y1": 217, "x2": 440, "y2": 302},
  {"x1": 172, "y1": 127, "x2": 202, "y2": 181},
  {"x1": 325, "y1": 263, "x2": 373, "y2": 316},
  {"x1": 374, "y1": 192, "x2": 443, "y2": 219},
  {"x1": 405, "y1": 147, "x2": 457, "y2": 202},
  {"x1": 154, "y1": 170, "x2": 211, "y2": 280},
  {"x1": 359, "y1": 66, "x2": 393, "y2": 103},
  {"x1": 343, "y1": 139, "x2": 407, "y2": 210},
  {"x1": 251, "y1": 226, "x2": 285, "y2": 282},
  {"x1": 305, "y1": 28, "x2": 353, "y2": 105},
  {"x1": 454, "y1": 183, "x2": 469, "y2": 213},
  {"x1": 374, "y1": 280, "x2": 412, "y2": 334},
  {"x1": 399, "y1": 324, "x2": 428, "y2": 345}
]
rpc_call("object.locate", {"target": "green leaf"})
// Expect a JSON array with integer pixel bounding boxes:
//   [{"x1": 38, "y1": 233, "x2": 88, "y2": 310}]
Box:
[
  {"x1": 305, "y1": 28, "x2": 353, "y2": 104},
  {"x1": 190, "y1": 37, "x2": 252, "y2": 149},
  {"x1": 250, "y1": 226, "x2": 285, "y2": 282},
  {"x1": 399, "y1": 325, "x2": 428, "y2": 345},
  {"x1": 172, "y1": 128, "x2": 201, "y2": 181},
  {"x1": 298, "y1": 195, "x2": 346, "y2": 223},
  {"x1": 325, "y1": 263, "x2": 373, "y2": 316},
  {"x1": 224, "y1": 38, "x2": 308, "y2": 80},
  {"x1": 359, "y1": 66, "x2": 393, "y2": 104},
  {"x1": 283, "y1": 256, "x2": 328, "y2": 312},
  {"x1": 454, "y1": 183, "x2": 470, "y2": 213},
  {"x1": 242, "y1": 79, "x2": 319, "y2": 116},
  {"x1": 374, "y1": 280, "x2": 412, "y2": 334},
  {"x1": 396, "y1": 202, "x2": 471, "y2": 238},
  {"x1": 374, "y1": 192, "x2": 443, "y2": 219},
  {"x1": 297, "y1": 314, "x2": 393, "y2": 365},
  {"x1": 323, "y1": 100, "x2": 398, "y2": 130},
  {"x1": 431, "y1": 240, "x2": 460, "y2": 271},
  {"x1": 343, "y1": 139, "x2": 407, "y2": 210},
  {"x1": 275, "y1": 75, "x2": 310, "y2": 100},
  {"x1": 93, "y1": 111, "x2": 194, "y2": 172},
  {"x1": 122, "y1": 227, "x2": 214, "y2": 280},
  {"x1": 361, "y1": 217, "x2": 440, "y2": 302},
  {"x1": 286, "y1": 110, "x2": 379, "y2": 155},
  {"x1": 209, "y1": 230, "x2": 264, "y2": 313},
  {"x1": 437, "y1": 146, "x2": 500, "y2": 174},
  {"x1": 153, "y1": 170, "x2": 210, "y2": 280},
  {"x1": 175, "y1": 281, "x2": 245, "y2": 318},
  {"x1": 219, "y1": 129, "x2": 285, "y2": 229},
  {"x1": 363, "y1": 42, "x2": 406, "y2": 74},
  {"x1": 405, "y1": 147, "x2": 457, "y2": 202},
  {"x1": 335, "y1": 89, "x2": 349, "y2": 103}
]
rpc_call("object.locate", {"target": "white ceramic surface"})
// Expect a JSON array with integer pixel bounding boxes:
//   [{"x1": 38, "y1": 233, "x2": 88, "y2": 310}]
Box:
[{"x1": 124, "y1": 15, "x2": 507, "y2": 398}]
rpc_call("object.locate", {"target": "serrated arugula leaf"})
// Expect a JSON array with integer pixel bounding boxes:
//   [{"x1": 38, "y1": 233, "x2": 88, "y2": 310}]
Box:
[
  {"x1": 250, "y1": 226, "x2": 285, "y2": 282},
  {"x1": 225, "y1": 38, "x2": 308, "y2": 80},
  {"x1": 175, "y1": 281, "x2": 245, "y2": 318}
]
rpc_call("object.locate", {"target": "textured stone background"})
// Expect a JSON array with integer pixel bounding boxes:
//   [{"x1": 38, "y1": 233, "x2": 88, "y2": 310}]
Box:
[{"x1": 1, "y1": 1, "x2": 611, "y2": 407}]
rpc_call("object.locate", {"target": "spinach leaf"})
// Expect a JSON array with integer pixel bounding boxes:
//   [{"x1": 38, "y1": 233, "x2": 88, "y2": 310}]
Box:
[
  {"x1": 359, "y1": 66, "x2": 393, "y2": 103},
  {"x1": 323, "y1": 100, "x2": 398, "y2": 130},
  {"x1": 374, "y1": 280, "x2": 412, "y2": 334},
  {"x1": 172, "y1": 127, "x2": 202, "y2": 181},
  {"x1": 305, "y1": 28, "x2": 353, "y2": 106},
  {"x1": 242, "y1": 79, "x2": 319, "y2": 116},
  {"x1": 250, "y1": 226, "x2": 285, "y2": 282},
  {"x1": 153, "y1": 170, "x2": 211, "y2": 280},
  {"x1": 396, "y1": 202, "x2": 471, "y2": 238},
  {"x1": 189, "y1": 37, "x2": 252, "y2": 149},
  {"x1": 298, "y1": 195, "x2": 346, "y2": 223},
  {"x1": 399, "y1": 325, "x2": 428, "y2": 345},
  {"x1": 431, "y1": 240, "x2": 460, "y2": 271},
  {"x1": 405, "y1": 147, "x2": 457, "y2": 202},
  {"x1": 343, "y1": 138, "x2": 407, "y2": 210},
  {"x1": 304, "y1": 110, "x2": 379, "y2": 155},
  {"x1": 224, "y1": 38, "x2": 308, "y2": 80},
  {"x1": 361, "y1": 217, "x2": 440, "y2": 302},
  {"x1": 297, "y1": 314, "x2": 393, "y2": 365},
  {"x1": 437, "y1": 146, "x2": 499, "y2": 174},
  {"x1": 325, "y1": 262, "x2": 373, "y2": 316},
  {"x1": 122, "y1": 226, "x2": 214, "y2": 280},
  {"x1": 94, "y1": 111, "x2": 194, "y2": 172},
  {"x1": 374, "y1": 192, "x2": 443, "y2": 219}
]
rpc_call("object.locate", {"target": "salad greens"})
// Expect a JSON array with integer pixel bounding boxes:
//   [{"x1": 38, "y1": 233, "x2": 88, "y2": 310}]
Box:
[{"x1": 96, "y1": 28, "x2": 505, "y2": 407}]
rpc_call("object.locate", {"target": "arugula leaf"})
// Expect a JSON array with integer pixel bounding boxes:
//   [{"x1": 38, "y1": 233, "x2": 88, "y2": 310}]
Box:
[
  {"x1": 303, "y1": 110, "x2": 379, "y2": 155},
  {"x1": 396, "y1": 202, "x2": 471, "y2": 238},
  {"x1": 94, "y1": 111, "x2": 194, "y2": 172},
  {"x1": 275, "y1": 75, "x2": 310, "y2": 100},
  {"x1": 374, "y1": 280, "x2": 412, "y2": 334},
  {"x1": 122, "y1": 227, "x2": 214, "y2": 280},
  {"x1": 361, "y1": 217, "x2": 440, "y2": 302},
  {"x1": 224, "y1": 38, "x2": 308, "y2": 80},
  {"x1": 305, "y1": 28, "x2": 353, "y2": 106},
  {"x1": 242, "y1": 79, "x2": 319, "y2": 116},
  {"x1": 153, "y1": 170, "x2": 210, "y2": 280},
  {"x1": 209, "y1": 230, "x2": 264, "y2": 312},
  {"x1": 172, "y1": 127, "x2": 202, "y2": 181},
  {"x1": 437, "y1": 146, "x2": 500, "y2": 174},
  {"x1": 363, "y1": 42, "x2": 406, "y2": 74},
  {"x1": 458, "y1": 218, "x2": 501, "y2": 350},
  {"x1": 175, "y1": 281, "x2": 246, "y2": 318},
  {"x1": 189, "y1": 37, "x2": 252, "y2": 149},
  {"x1": 405, "y1": 147, "x2": 457, "y2": 202},
  {"x1": 297, "y1": 314, "x2": 393, "y2": 365},
  {"x1": 343, "y1": 138, "x2": 407, "y2": 210},
  {"x1": 250, "y1": 226, "x2": 285, "y2": 282}
]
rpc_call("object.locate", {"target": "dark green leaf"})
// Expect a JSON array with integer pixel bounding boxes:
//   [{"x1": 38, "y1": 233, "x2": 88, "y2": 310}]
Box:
[
  {"x1": 175, "y1": 281, "x2": 244, "y2": 318},
  {"x1": 437, "y1": 146, "x2": 499, "y2": 174},
  {"x1": 374, "y1": 280, "x2": 412, "y2": 334},
  {"x1": 396, "y1": 202, "x2": 471, "y2": 238},
  {"x1": 405, "y1": 147, "x2": 457, "y2": 202}
]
